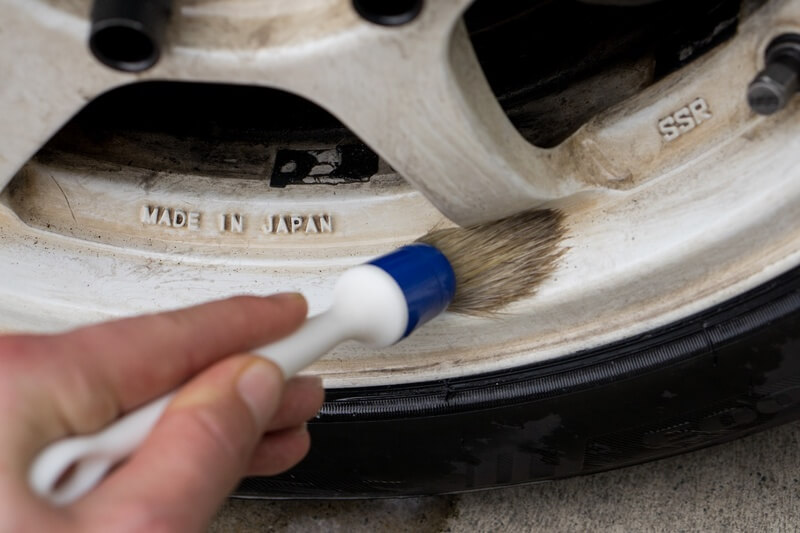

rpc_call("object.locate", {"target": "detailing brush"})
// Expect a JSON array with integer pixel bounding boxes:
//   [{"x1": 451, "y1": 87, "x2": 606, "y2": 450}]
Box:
[
  {"x1": 419, "y1": 209, "x2": 564, "y2": 316},
  {"x1": 29, "y1": 209, "x2": 565, "y2": 505}
]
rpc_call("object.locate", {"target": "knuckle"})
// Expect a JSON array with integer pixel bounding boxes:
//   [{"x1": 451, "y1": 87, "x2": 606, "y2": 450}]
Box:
[
  {"x1": 0, "y1": 334, "x2": 47, "y2": 392},
  {"x1": 186, "y1": 408, "x2": 250, "y2": 466},
  {"x1": 158, "y1": 307, "x2": 193, "y2": 330},
  {"x1": 226, "y1": 296, "x2": 264, "y2": 324},
  {"x1": 0, "y1": 333, "x2": 41, "y2": 360}
]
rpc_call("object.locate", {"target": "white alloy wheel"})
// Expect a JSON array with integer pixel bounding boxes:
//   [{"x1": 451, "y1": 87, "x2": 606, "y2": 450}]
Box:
[{"x1": 1, "y1": 0, "x2": 800, "y2": 388}]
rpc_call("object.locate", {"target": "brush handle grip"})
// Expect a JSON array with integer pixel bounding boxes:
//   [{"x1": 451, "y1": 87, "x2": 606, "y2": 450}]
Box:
[
  {"x1": 28, "y1": 393, "x2": 174, "y2": 506},
  {"x1": 28, "y1": 312, "x2": 341, "y2": 506},
  {"x1": 29, "y1": 263, "x2": 412, "y2": 506}
]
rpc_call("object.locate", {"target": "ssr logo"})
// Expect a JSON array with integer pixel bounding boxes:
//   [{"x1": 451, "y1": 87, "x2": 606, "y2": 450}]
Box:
[{"x1": 657, "y1": 97, "x2": 712, "y2": 142}]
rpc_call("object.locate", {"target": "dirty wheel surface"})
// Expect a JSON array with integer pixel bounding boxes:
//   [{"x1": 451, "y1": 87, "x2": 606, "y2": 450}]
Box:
[{"x1": 1, "y1": 0, "x2": 800, "y2": 495}]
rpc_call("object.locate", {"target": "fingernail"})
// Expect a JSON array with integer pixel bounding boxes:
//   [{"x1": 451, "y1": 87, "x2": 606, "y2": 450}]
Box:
[
  {"x1": 237, "y1": 361, "x2": 282, "y2": 428},
  {"x1": 270, "y1": 292, "x2": 306, "y2": 304},
  {"x1": 293, "y1": 375, "x2": 323, "y2": 389}
]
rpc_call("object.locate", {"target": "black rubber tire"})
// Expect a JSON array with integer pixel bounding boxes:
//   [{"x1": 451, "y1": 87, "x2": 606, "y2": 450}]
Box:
[{"x1": 235, "y1": 262, "x2": 800, "y2": 497}]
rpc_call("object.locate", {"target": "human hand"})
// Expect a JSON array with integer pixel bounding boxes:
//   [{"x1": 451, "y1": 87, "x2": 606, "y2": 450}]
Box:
[{"x1": 0, "y1": 294, "x2": 324, "y2": 532}]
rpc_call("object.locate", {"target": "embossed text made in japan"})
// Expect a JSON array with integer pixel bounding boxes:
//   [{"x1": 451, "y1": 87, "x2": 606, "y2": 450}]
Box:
[{"x1": 140, "y1": 206, "x2": 333, "y2": 235}]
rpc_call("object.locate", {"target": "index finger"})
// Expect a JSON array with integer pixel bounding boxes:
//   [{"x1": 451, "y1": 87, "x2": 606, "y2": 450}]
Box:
[{"x1": 25, "y1": 293, "x2": 307, "y2": 437}]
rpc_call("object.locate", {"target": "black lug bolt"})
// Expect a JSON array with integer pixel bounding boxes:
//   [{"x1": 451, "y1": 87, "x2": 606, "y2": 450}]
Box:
[{"x1": 747, "y1": 34, "x2": 800, "y2": 116}]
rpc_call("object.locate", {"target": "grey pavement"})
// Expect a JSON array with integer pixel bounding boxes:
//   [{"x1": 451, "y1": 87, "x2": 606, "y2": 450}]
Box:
[{"x1": 211, "y1": 420, "x2": 800, "y2": 532}]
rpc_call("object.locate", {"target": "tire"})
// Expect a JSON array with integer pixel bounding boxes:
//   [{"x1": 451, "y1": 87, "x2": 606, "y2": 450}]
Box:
[{"x1": 238, "y1": 262, "x2": 800, "y2": 496}]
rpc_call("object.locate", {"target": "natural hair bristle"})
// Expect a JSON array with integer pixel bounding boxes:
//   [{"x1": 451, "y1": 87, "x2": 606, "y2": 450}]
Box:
[{"x1": 417, "y1": 209, "x2": 566, "y2": 316}]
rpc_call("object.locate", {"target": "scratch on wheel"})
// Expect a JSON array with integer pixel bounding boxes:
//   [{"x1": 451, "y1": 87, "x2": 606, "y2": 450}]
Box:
[{"x1": 48, "y1": 173, "x2": 76, "y2": 223}]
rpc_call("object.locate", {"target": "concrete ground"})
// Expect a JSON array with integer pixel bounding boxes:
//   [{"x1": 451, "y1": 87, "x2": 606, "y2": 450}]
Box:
[{"x1": 211, "y1": 421, "x2": 800, "y2": 532}]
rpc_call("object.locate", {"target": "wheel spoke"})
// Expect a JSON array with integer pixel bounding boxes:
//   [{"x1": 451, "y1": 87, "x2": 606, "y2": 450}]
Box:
[
  {"x1": 287, "y1": 15, "x2": 582, "y2": 225},
  {"x1": 0, "y1": 1, "x2": 121, "y2": 191},
  {"x1": 4, "y1": 0, "x2": 799, "y2": 228}
]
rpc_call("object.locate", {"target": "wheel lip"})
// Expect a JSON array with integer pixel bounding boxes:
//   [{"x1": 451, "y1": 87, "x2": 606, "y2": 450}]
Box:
[{"x1": 316, "y1": 262, "x2": 800, "y2": 419}]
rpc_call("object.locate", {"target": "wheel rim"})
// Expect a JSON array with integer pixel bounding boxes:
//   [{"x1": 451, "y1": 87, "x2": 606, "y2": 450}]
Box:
[{"x1": 1, "y1": 0, "x2": 800, "y2": 387}]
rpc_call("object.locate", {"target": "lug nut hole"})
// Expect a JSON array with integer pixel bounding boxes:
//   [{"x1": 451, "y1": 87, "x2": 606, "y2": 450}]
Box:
[
  {"x1": 352, "y1": 0, "x2": 423, "y2": 26},
  {"x1": 90, "y1": 24, "x2": 158, "y2": 72}
]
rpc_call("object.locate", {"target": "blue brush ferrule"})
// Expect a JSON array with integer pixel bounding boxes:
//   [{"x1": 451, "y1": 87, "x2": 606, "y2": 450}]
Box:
[{"x1": 369, "y1": 243, "x2": 456, "y2": 338}]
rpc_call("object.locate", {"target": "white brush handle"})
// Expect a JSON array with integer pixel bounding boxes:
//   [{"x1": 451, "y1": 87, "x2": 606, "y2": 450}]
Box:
[{"x1": 29, "y1": 265, "x2": 409, "y2": 506}]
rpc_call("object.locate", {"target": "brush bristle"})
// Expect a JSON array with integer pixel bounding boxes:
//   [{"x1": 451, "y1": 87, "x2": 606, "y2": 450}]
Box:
[{"x1": 417, "y1": 209, "x2": 565, "y2": 316}]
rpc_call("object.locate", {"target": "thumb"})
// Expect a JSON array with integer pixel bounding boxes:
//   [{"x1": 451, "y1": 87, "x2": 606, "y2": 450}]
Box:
[{"x1": 77, "y1": 356, "x2": 284, "y2": 530}]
